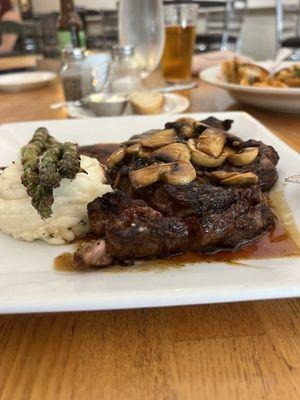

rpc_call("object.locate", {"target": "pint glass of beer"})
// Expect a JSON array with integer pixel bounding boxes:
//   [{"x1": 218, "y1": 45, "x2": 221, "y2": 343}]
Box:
[{"x1": 162, "y1": 3, "x2": 198, "y2": 82}]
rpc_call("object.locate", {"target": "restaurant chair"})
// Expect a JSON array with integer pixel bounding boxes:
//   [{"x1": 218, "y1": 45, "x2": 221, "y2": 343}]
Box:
[
  {"x1": 195, "y1": 0, "x2": 248, "y2": 53},
  {"x1": 20, "y1": 18, "x2": 43, "y2": 54},
  {"x1": 275, "y1": 0, "x2": 300, "y2": 60}
]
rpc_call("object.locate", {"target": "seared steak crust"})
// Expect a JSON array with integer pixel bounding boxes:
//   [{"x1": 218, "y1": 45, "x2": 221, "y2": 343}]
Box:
[{"x1": 81, "y1": 185, "x2": 276, "y2": 266}]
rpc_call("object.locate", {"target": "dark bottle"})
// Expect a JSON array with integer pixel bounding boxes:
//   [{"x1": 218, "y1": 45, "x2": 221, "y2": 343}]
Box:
[{"x1": 57, "y1": 0, "x2": 86, "y2": 50}]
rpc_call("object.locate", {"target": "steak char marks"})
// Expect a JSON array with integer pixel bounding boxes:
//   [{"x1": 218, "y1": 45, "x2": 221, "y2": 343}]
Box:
[{"x1": 75, "y1": 117, "x2": 279, "y2": 267}]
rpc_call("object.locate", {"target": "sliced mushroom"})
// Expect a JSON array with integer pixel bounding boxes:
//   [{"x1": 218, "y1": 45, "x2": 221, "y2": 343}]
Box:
[
  {"x1": 140, "y1": 129, "x2": 178, "y2": 148},
  {"x1": 228, "y1": 147, "x2": 259, "y2": 166},
  {"x1": 191, "y1": 150, "x2": 227, "y2": 168},
  {"x1": 208, "y1": 171, "x2": 238, "y2": 181},
  {"x1": 152, "y1": 143, "x2": 191, "y2": 162},
  {"x1": 221, "y1": 172, "x2": 258, "y2": 186},
  {"x1": 196, "y1": 128, "x2": 227, "y2": 158},
  {"x1": 138, "y1": 147, "x2": 153, "y2": 158},
  {"x1": 227, "y1": 138, "x2": 244, "y2": 150},
  {"x1": 175, "y1": 117, "x2": 207, "y2": 133},
  {"x1": 126, "y1": 143, "x2": 141, "y2": 154},
  {"x1": 125, "y1": 143, "x2": 153, "y2": 158},
  {"x1": 188, "y1": 139, "x2": 227, "y2": 168},
  {"x1": 174, "y1": 118, "x2": 196, "y2": 138},
  {"x1": 179, "y1": 125, "x2": 194, "y2": 138},
  {"x1": 106, "y1": 147, "x2": 126, "y2": 169},
  {"x1": 126, "y1": 129, "x2": 161, "y2": 145},
  {"x1": 175, "y1": 117, "x2": 197, "y2": 127},
  {"x1": 129, "y1": 163, "x2": 171, "y2": 189},
  {"x1": 222, "y1": 146, "x2": 236, "y2": 157},
  {"x1": 164, "y1": 162, "x2": 196, "y2": 185},
  {"x1": 129, "y1": 161, "x2": 196, "y2": 188}
]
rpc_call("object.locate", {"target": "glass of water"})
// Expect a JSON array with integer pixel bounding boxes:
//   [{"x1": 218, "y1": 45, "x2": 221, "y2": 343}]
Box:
[{"x1": 118, "y1": 0, "x2": 165, "y2": 79}]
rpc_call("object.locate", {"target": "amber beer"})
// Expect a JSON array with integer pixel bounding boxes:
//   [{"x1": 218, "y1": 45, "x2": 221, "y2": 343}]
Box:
[
  {"x1": 162, "y1": 25, "x2": 196, "y2": 82},
  {"x1": 162, "y1": 3, "x2": 197, "y2": 82}
]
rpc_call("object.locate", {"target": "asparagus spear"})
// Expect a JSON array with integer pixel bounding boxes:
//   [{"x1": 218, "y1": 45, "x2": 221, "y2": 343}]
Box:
[
  {"x1": 59, "y1": 142, "x2": 82, "y2": 179},
  {"x1": 21, "y1": 127, "x2": 54, "y2": 187},
  {"x1": 21, "y1": 129, "x2": 84, "y2": 219},
  {"x1": 39, "y1": 143, "x2": 62, "y2": 188},
  {"x1": 28, "y1": 143, "x2": 62, "y2": 218},
  {"x1": 31, "y1": 185, "x2": 54, "y2": 219}
]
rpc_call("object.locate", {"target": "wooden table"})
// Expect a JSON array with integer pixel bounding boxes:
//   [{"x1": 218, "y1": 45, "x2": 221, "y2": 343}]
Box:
[
  {"x1": 0, "y1": 78, "x2": 300, "y2": 400},
  {"x1": 0, "y1": 55, "x2": 42, "y2": 72}
]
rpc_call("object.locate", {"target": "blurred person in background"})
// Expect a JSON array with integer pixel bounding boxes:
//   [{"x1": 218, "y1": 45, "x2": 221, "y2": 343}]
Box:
[{"x1": 0, "y1": 0, "x2": 21, "y2": 54}]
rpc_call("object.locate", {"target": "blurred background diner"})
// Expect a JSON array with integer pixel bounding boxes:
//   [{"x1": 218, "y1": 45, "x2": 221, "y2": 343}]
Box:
[
  {"x1": 0, "y1": 0, "x2": 22, "y2": 54},
  {"x1": 1, "y1": 0, "x2": 300, "y2": 63}
]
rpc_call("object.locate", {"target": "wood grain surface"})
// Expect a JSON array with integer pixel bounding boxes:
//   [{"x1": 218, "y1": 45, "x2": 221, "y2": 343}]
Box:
[
  {"x1": 0, "y1": 68, "x2": 300, "y2": 400},
  {"x1": 0, "y1": 55, "x2": 42, "y2": 71}
]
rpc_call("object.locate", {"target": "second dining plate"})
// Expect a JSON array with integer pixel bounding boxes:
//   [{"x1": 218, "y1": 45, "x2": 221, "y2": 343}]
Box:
[
  {"x1": 67, "y1": 93, "x2": 190, "y2": 118},
  {"x1": 200, "y1": 65, "x2": 300, "y2": 113},
  {"x1": 0, "y1": 111, "x2": 300, "y2": 314},
  {"x1": 0, "y1": 71, "x2": 57, "y2": 93}
]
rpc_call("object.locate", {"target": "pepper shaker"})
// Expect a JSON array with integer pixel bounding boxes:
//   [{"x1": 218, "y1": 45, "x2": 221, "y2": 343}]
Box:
[{"x1": 60, "y1": 47, "x2": 93, "y2": 101}]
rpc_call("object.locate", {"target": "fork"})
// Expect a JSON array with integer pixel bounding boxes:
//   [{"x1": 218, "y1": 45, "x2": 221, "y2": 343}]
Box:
[
  {"x1": 285, "y1": 175, "x2": 300, "y2": 183},
  {"x1": 269, "y1": 48, "x2": 293, "y2": 77}
]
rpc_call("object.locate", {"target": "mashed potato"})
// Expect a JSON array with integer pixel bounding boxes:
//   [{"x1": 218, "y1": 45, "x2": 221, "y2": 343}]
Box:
[{"x1": 0, "y1": 155, "x2": 111, "y2": 244}]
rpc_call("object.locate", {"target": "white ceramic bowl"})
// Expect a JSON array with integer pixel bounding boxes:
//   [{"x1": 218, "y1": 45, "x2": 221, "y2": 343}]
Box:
[
  {"x1": 88, "y1": 93, "x2": 128, "y2": 116},
  {"x1": 200, "y1": 64, "x2": 300, "y2": 113}
]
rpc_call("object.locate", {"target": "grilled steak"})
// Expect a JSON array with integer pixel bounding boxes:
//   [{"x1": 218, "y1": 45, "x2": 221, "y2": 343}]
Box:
[
  {"x1": 75, "y1": 117, "x2": 279, "y2": 267},
  {"x1": 76, "y1": 185, "x2": 275, "y2": 267}
]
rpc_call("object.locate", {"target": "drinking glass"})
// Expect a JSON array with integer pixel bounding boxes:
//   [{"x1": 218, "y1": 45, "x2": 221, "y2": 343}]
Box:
[
  {"x1": 118, "y1": 0, "x2": 165, "y2": 79},
  {"x1": 162, "y1": 4, "x2": 198, "y2": 82}
]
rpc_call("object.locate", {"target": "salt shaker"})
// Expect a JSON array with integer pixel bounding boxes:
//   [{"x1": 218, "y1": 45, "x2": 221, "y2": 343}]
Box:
[{"x1": 106, "y1": 45, "x2": 142, "y2": 94}]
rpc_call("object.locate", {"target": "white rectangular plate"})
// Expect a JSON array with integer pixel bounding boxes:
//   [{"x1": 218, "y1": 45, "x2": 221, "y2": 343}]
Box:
[{"x1": 0, "y1": 112, "x2": 300, "y2": 314}]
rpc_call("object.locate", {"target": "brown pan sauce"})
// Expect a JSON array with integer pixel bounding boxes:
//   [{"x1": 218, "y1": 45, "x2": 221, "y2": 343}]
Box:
[
  {"x1": 164, "y1": 217, "x2": 300, "y2": 266},
  {"x1": 79, "y1": 143, "x2": 120, "y2": 165}
]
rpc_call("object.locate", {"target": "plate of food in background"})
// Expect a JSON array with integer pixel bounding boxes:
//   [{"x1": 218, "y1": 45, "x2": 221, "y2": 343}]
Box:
[
  {"x1": 0, "y1": 71, "x2": 57, "y2": 93},
  {"x1": 200, "y1": 59, "x2": 300, "y2": 113}
]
